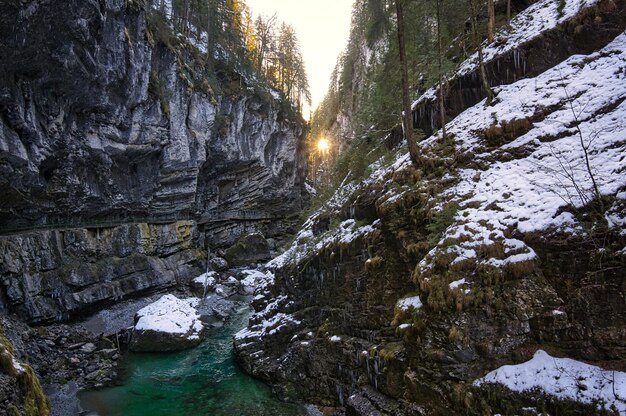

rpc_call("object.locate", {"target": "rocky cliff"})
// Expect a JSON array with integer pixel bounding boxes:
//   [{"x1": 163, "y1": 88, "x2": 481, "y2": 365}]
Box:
[
  {"x1": 0, "y1": 0, "x2": 307, "y2": 323},
  {"x1": 235, "y1": 0, "x2": 626, "y2": 414}
]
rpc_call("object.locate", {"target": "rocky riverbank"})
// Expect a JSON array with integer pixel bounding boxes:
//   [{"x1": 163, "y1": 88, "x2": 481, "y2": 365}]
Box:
[{"x1": 1, "y1": 262, "x2": 284, "y2": 415}]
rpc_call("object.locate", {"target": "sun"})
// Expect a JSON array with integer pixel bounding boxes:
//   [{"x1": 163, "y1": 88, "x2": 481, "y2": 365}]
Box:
[{"x1": 317, "y1": 137, "x2": 330, "y2": 153}]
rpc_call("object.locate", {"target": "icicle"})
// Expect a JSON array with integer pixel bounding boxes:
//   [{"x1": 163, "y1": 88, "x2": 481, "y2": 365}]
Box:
[{"x1": 336, "y1": 384, "x2": 344, "y2": 406}]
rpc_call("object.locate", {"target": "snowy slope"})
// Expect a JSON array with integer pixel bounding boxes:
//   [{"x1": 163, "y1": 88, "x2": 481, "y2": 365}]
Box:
[
  {"x1": 417, "y1": 33, "x2": 626, "y2": 277},
  {"x1": 412, "y1": 0, "x2": 603, "y2": 107},
  {"x1": 475, "y1": 350, "x2": 626, "y2": 413}
]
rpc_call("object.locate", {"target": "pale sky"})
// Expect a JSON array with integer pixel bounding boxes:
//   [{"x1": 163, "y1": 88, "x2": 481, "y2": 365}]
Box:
[{"x1": 246, "y1": 0, "x2": 354, "y2": 114}]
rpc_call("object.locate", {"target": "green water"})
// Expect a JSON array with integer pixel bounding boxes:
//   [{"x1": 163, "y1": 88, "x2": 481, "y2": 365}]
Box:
[{"x1": 79, "y1": 305, "x2": 305, "y2": 416}]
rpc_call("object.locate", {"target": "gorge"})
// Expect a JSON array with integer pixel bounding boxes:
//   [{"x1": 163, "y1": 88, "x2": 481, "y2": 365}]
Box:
[{"x1": 1, "y1": 0, "x2": 626, "y2": 415}]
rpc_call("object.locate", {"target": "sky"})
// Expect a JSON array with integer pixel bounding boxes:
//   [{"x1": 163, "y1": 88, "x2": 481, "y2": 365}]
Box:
[{"x1": 246, "y1": 0, "x2": 354, "y2": 115}]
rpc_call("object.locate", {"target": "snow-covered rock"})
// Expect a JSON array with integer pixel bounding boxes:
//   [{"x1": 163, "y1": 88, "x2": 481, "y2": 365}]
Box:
[
  {"x1": 396, "y1": 296, "x2": 423, "y2": 311},
  {"x1": 192, "y1": 271, "x2": 217, "y2": 293},
  {"x1": 412, "y1": 0, "x2": 603, "y2": 109},
  {"x1": 130, "y1": 295, "x2": 205, "y2": 352},
  {"x1": 475, "y1": 350, "x2": 626, "y2": 413},
  {"x1": 238, "y1": 269, "x2": 275, "y2": 295}
]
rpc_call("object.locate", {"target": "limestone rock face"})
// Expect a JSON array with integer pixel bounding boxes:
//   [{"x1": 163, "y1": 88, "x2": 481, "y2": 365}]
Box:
[
  {"x1": 0, "y1": 221, "x2": 203, "y2": 324},
  {"x1": 130, "y1": 295, "x2": 204, "y2": 352},
  {"x1": 224, "y1": 233, "x2": 271, "y2": 266},
  {"x1": 0, "y1": 1, "x2": 307, "y2": 322},
  {"x1": 0, "y1": 0, "x2": 307, "y2": 235}
]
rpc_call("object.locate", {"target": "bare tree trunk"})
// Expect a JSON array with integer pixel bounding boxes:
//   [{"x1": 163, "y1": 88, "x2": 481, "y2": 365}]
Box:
[
  {"x1": 394, "y1": 0, "x2": 419, "y2": 164},
  {"x1": 469, "y1": 0, "x2": 494, "y2": 105},
  {"x1": 487, "y1": 0, "x2": 495, "y2": 43},
  {"x1": 507, "y1": 0, "x2": 512, "y2": 23},
  {"x1": 436, "y1": 0, "x2": 447, "y2": 140},
  {"x1": 180, "y1": 0, "x2": 189, "y2": 35}
]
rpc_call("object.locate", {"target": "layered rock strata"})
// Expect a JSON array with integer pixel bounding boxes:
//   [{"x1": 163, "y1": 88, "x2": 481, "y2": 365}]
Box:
[{"x1": 0, "y1": 0, "x2": 307, "y2": 322}]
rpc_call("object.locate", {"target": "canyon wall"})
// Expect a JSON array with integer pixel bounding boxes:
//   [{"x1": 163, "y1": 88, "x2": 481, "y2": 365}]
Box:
[{"x1": 0, "y1": 0, "x2": 308, "y2": 323}]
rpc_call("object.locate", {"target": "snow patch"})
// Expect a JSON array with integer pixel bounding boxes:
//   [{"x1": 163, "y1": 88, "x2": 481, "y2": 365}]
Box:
[
  {"x1": 134, "y1": 294, "x2": 203, "y2": 336},
  {"x1": 397, "y1": 296, "x2": 423, "y2": 311},
  {"x1": 193, "y1": 271, "x2": 216, "y2": 288},
  {"x1": 418, "y1": 33, "x2": 626, "y2": 274},
  {"x1": 475, "y1": 350, "x2": 626, "y2": 413}
]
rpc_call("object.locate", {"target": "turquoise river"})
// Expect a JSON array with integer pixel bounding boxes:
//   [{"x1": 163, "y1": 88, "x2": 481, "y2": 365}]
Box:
[{"x1": 79, "y1": 304, "x2": 306, "y2": 416}]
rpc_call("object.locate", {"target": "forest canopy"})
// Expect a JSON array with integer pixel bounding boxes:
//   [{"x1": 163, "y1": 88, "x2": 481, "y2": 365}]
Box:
[{"x1": 149, "y1": 0, "x2": 311, "y2": 113}]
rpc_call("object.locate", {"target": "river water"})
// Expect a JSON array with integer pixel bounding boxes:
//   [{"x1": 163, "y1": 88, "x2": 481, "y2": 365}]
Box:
[{"x1": 78, "y1": 304, "x2": 306, "y2": 416}]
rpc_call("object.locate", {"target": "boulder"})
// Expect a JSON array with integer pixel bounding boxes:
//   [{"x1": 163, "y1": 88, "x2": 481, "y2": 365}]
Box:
[
  {"x1": 224, "y1": 233, "x2": 271, "y2": 266},
  {"x1": 208, "y1": 257, "x2": 229, "y2": 272},
  {"x1": 130, "y1": 295, "x2": 204, "y2": 352}
]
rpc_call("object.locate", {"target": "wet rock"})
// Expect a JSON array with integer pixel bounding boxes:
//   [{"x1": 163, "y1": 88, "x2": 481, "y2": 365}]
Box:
[
  {"x1": 85, "y1": 370, "x2": 101, "y2": 381},
  {"x1": 191, "y1": 271, "x2": 218, "y2": 294},
  {"x1": 97, "y1": 349, "x2": 118, "y2": 359},
  {"x1": 195, "y1": 295, "x2": 236, "y2": 327},
  {"x1": 215, "y1": 284, "x2": 238, "y2": 299}
]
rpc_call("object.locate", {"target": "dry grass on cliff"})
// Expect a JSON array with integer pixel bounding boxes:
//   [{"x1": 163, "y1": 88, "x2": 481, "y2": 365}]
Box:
[{"x1": 0, "y1": 325, "x2": 51, "y2": 416}]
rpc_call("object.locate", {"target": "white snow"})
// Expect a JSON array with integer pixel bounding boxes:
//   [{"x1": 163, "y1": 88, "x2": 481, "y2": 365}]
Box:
[
  {"x1": 11, "y1": 357, "x2": 25, "y2": 375},
  {"x1": 193, "y1": 271, "x2": 216, "y2": 288},
  {"x1": 240, "y1": 269, "x2": 274, "y2": 289},
  {"x1": 270, "y1": 88, "x2": 282, "y2": 101},
  {"x1": 475, "y1": 350, "x2": 626, "y2": 413},
  {"x1": 329, "y1": 335, "x2": 342, "y2": 342},
  {"x1": 417, "y1": 33, "x2": 626, "y2": 275},
  {"x1": 412, "y1": 0, "x2": 601, "y2": 108},
  {"x1": 134, "y1": 294, "x2": 203, "y2": 337},
  {"x1": 449, "y1": 278, "x2": 467, "y2": 290},
  {"x1": 397, "y1": 296, "x2": 423, "y2": 311},
  {"x1": 234, "y1": 312, "x2": 301, "y2": 341},
  {"x1": 268, "y1": 216, "x2": 381, "y2": 270}
]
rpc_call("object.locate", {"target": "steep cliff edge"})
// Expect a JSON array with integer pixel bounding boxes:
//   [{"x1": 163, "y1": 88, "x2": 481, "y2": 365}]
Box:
[
  {"x1": 0, "y1": 0, "x2": 307, "y2": 229},
  {"x1": 0, "y1": 0, "x2": 308, "y2": 323},
  {"x1": 235, "y1": 1, "x2": 626, "y2": 414}
]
